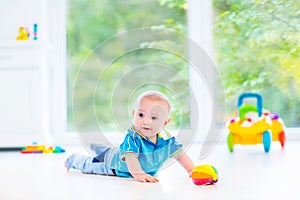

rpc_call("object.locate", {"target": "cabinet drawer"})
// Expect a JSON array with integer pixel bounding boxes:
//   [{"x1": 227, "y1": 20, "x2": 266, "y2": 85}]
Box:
[
  {"x1": 0, "y1": 69, "x2": 42, "y2": 133},
  {"x1": 0, "y1": 48, "x2": 41, "y2": 68}
]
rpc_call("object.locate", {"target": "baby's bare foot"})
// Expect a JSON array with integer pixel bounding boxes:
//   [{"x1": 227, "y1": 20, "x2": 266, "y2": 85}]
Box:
[{"x1": 64, "y1": 162, "x2": 70, "y2": 171}]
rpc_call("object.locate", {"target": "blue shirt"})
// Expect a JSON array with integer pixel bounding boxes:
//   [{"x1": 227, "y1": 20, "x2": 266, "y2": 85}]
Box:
[{"x1": 108, "y1": 127, "x2": 183, "y2": 177}]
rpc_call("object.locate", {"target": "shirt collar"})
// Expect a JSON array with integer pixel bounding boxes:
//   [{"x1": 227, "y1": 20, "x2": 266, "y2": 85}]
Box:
[
  {"x1": 129, "y1": 126, "x2": 146, "y2": 139},
  {"x1": 130, "y1": 126, "x2": 172, "y2": 141},
  {"x1": 157, "y1": 128, "x2": 172, "y2": 140}
]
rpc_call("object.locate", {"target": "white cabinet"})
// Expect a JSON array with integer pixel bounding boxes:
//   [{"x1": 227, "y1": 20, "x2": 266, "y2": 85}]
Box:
[
  {"x1": 0, "y1": 0, "x2": 62, "y2": 146},
  {"x1": 0, "y1": 43, "x2": 47, "y2": 146},
  {"x1": 0, "y1": 0, "x2": 67, "y2": 146}
]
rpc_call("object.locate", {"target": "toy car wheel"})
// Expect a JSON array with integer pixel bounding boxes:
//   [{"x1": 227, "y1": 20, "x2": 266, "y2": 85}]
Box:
[
  {"x1": 227, "y1": 133, "x2": 234, "y2": 152},
  {"x1": 279, "y1": 131, "x2": 286, "y2": 148},
  {"x1": 262, "y1": 131, "x2": 271, "y2": 153}
]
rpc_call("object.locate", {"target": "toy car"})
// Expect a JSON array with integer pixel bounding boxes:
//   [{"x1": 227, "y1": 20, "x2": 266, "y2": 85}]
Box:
[{"x1": 227, "y1": 92, "x2": 285, "y2": 152}]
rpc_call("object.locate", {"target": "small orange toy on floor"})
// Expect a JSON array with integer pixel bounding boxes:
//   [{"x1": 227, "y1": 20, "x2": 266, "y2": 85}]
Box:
[{"x1": 21, "y1": 143, "x2": 65, "y2": 154}]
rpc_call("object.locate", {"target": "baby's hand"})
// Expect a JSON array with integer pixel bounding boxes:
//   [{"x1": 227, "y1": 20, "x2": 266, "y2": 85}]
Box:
[{"x1": 136, "y1": 174, "x2": 159, "y2": 183}]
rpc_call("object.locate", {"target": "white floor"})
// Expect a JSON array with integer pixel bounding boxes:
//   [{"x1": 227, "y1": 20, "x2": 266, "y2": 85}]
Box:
[{"x1": 1, "y1": 140, "x2": 300, "y2": 200}]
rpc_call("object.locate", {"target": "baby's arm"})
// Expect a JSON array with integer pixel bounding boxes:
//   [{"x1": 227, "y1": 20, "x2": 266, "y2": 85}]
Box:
[
  {"x1": 125, "y1": 156, "x2": 159, "y2": 183},
  {"x1": 175, "y1": 152, "x2": 194, "y2": 177}
]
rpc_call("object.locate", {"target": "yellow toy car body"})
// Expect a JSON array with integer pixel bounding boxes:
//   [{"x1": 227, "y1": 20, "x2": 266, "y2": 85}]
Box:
[{"x1": 228, "y1": 119, "x2": 270, "y2": 144}]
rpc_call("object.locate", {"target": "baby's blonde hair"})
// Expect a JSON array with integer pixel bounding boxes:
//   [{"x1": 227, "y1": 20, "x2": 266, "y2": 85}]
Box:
[{"x1": 136, "y1": 91, "x2": 171, "y2": 113}]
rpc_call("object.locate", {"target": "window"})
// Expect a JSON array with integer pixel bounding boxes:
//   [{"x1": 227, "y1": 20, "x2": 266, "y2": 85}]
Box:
[
  {"x1": 67, "y1": 0, "x2": 190, "y2": 133},
  {"x1": 64, "y1": 0, "x2": 299, "y2": 146}
]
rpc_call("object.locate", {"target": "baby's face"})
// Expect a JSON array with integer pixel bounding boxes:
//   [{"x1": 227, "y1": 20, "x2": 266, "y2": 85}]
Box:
[{"x1": 133, "y1": 98, "x2": 170, "y2": 140}]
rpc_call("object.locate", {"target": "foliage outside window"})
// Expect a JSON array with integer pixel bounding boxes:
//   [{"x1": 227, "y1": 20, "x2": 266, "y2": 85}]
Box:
[
  {"x1": 213, "y1": 0, "x2": 300, "y2": 126},
  {"x1": 68, "y1": 0, "x2": 299, "y2": 133},
  {"x1": 67, "y1": 0, "x2": 189, "y2": 132}
]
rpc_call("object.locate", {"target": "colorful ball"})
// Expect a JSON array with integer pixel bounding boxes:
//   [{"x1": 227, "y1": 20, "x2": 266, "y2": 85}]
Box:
[{"x1": 191, "y1": 164, "x2": 218, "y2": 185}]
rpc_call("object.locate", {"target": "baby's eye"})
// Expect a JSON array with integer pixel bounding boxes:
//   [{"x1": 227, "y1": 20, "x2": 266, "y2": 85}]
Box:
[
  {"x1": 152, "y1": 116, "x2": 158, "y2": 120},
  {"x1": 138, "y1": 113, "x2": 144, "y2": 118}
]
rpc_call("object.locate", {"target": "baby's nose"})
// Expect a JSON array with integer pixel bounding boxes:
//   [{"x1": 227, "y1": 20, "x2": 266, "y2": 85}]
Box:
[{"x1": 143, "y1": 117, "x2": 151, "y2": 124}]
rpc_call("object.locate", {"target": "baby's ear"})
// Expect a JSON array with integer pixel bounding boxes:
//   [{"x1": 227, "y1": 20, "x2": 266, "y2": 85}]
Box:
[
  {"x1": 132, "y1": 109, "x2": 135, "y2": 116},
  {"x1": 164, "y1": 118, "x2": 171, "y2": 126}
]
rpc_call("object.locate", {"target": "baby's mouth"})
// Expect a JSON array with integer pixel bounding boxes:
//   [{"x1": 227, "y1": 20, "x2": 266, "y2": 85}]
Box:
[{"x1": 142, "y1": 126, "x2": 151, "y2": 131}]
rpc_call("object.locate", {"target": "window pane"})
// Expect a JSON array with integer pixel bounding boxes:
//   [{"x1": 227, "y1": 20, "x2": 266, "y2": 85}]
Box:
[
  {"x1": 213, "y1": 0, "x2": 300, "y2": 127},
  {"x1": 67, "y1": 0, "x2": 189, "y2": 132}
]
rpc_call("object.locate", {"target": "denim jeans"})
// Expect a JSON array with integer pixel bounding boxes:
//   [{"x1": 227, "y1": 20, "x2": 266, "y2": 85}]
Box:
[{"x1": 65, "y1": 144, "x2": 115, "y2": 175}]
